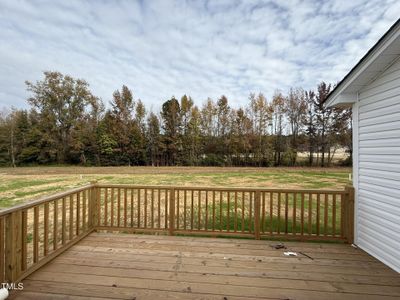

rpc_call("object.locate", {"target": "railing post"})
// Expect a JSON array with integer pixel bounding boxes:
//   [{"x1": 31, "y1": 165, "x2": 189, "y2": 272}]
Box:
[
  {"x1": 169, "y1": 188, "x2": 175, "y2": 236},
  {"x1": 5, "y1": 211, "x2": 22, "y2": 283},
  {"x1": 345, "y1": 185, "x2": 355, "y2": 244},
  {"x1": 89, "y1": 181, "x2": 98, "y2": 230},
  {"x1": 254, "y1": 191, "x2": 261, "y2": 240}
]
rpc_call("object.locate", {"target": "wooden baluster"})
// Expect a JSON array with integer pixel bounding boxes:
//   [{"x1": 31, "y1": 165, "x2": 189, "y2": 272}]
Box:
[
  {"x1": 301, "y1": 193, "x2": 305, "y2": 236},
  {"x1": 261, "y1": 192, "x2": 265, "y2": 233},
  {"x1": 164, "y1": 189, "x2": 168, "y2": 229},
  {"x1": 254, "y1": 191, "x2": 261, "y2": 240},
  {"x1": 131, "y1": 189, "x2": 134, "y2": 227},
  {"x1": 144, "y1": 189, "x2": 148, "y2": 228},
  {"x1": 104, "y1": 188, "x2": 108, "y2": 226},
  {"x1": 76, "y1": 193, "x2": 80, "y2": 236},
  {"x1": 89, "y1": 188, "x2": 94, "y2": 229},
  {"x1": 241, "y1": 191, "x2": 245, "y2": 232},
  {"x1": 324, "y1": 194, "x2": 328, "y2": 236},
  {"x1": 316, "y1": 193, "x2": 320, "y2": 236},
  {"x1": 95, "y1": 187, "x2": 101, "y2": 228},
  {"x1": 151, "y1": 189, "x2": 154, "y2": 229},
  {"x1": 62, "y1": 197, "x2": 66, "y2": 244},
  {"x1": 168, "y1": 188, "x2": 175, "y2": 236},
  {"x1": 176, "y1": 190, "x2": 180, "y2": 230},
  {"x1": 21, "y1": 210, "x2": 27, "y2": 271},
  {"x1": 54, "y1": 200, "x2": 59, "y2": 249},
  {"x1": 308, "y1": 193, "x2": 312, "y2": 235},
  {"x1": 332, "y1": 193, "x2": 336, "y2": 236},
  {"x1": 158, "y1": 189, "x2": 161, "y2": 229},
  {"x1": 234, "y1": 191, "x2": 238, "y2": 232},
  {"x1": 33, "y1": 206, "x2": 39, "y2": 263},
  {"x1": 191, "y1": 190, "x2": 194, "y2": 230},
  {"x1": 96, "y1": 186, "x2": 100, "y2": 227},
  {"x1": 184, "y1": 190, "x2": 187, "y2": 230},
  {"x1": 110, "y1": 188, "x2": 114, "y2": 227},
  {"x1": 44, "y1": 203, "x2": 49, "y2": 255},
  {"x1": 219, "y1": 191, "x2": 223, "y2": 231},
  {"x1": 277, "y1": 193, "x2": 281, "y2": 235},
  {"x1": 124, "y1": 188, "x2": 128, "y2": 228},
  {"x1": 91, "y1": 185, "x2": 99, "y2": 229},
  {"x1": 69, "y1": 195, "x2": 73, "y2": 240},
  {"x1": 341, "y1": 193, "x2": 345, "y2": 239},
  {"x1": 226, "y1": 191, "x2": 230, "y2": 232},
  {"x1": 138, "y1": 189, "x2": 141, "y2": 228},
  {"x1": 269, "y1": 192, "x2": 273, "y2": 235},
  {"x1": 205, "y1": 191, "x2": 209, "y2": 231},
  {"x1": 83, "y1": 192, "x2": 87, "y2": 232},
  {"x1": 198, "y1": 190, "x2": 201, "y2": 230},
  {"x1": 213, "y1": 191, "x2": 216, "y2": 231},
  {"x1": 117, "y1": 188, "x2": 121, "y2": 227},
  {"x1": 249, "y1": 192, "x2": 252, "y2": 233},
  {"x1": 293, "y1": 193, "x2": 297, "y2": 235},
  {"x1": 284, "y1": 193, "x2": 288, "y2": 234}
]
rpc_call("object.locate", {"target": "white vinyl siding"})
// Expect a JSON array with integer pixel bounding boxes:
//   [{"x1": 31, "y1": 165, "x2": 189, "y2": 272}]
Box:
[{"x1": 357, "y1": 57, "x2": 400, "y2": 273}]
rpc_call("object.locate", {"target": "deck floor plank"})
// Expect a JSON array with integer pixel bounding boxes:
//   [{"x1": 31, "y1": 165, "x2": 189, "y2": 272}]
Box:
[
  {"x1": 9, "y1": 232, "x2": 400, "y2": 300},
  {"x1": 50, "y1": 256, "x2": 400, "y2": 286},
  {"x1": 77, "y1": 241, "x2": 378, "y2": 262}
]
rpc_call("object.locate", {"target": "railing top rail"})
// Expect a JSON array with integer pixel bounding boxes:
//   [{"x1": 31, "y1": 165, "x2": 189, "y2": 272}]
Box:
[
  {"x1": 0, "y1": 184, "x2": 92, "y2": 217},
  {"x1": 0, "y1": 182, "x2": 349, "y2": 217},
  {"x1": 95, "y1": 183, "x2": 347, "y2": 194}
]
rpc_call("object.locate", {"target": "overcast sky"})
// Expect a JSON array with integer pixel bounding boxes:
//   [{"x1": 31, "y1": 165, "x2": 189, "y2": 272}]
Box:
[{"x1": 0, "y1": 0, "x2": 399, "y2": 110}]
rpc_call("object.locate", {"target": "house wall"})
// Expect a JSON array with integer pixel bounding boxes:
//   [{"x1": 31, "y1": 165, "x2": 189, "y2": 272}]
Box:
[{"x1": 357, "y1": 57, "x2": 400, "y2": 272}]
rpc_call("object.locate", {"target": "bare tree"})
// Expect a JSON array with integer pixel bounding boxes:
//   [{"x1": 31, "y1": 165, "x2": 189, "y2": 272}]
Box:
[
  {"x1": 271, "y1": 91, "x2": 286, "y2": 166},
  {"x1": 285, "y1": 88, "x2": 307, "y2": 165}
]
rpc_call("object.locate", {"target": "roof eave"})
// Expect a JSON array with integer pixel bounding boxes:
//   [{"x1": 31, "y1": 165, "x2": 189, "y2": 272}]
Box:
[{"x1": 325, "y1": 93, "x2": 357, "y2": 108}]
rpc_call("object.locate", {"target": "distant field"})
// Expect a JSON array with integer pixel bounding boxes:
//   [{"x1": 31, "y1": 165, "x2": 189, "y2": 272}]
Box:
[{"x1": 0, "y1": 166, "x2": 351, "y2": 209}]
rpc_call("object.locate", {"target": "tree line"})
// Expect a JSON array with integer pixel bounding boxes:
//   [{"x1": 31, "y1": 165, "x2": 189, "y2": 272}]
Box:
[{"x1": 0, "y1": 71, "x2": 352, "y2": 167}]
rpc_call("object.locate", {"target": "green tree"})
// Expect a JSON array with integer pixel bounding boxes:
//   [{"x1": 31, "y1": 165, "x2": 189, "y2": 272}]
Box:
[
  {"x1": 133, "y1": 99, "x2": 147, "y2": 165},
  {"x1": 25, "y1": 71, "x2": 100, "y2": 164},
  {"x1": 0, "y1": 109, "x2": 16, "y2": 167},
  {"x1": 161, "y1": 97, "x2": 181, "y2": 165},
  {"x1": 180, "y1": 95, "x2": 194, "y2": 164},
  {"x1": 70, "y1": 101, "x2": 104, "y2": 165},
  {"x1": 187, "y1": 106, "x2": 202, "y2": 165},
  {"x1": 106, "y1": 85, "x2": 136, "y2": 165},
  {"x1": 216, "y1": 96, "x2": 231, "y2": 162},
  {"x1": 232, "y1": 108, "x2": 252, "y2": 166},
  {"x1": 146, "y1": 112, "x2": 162, "y2": 166}
]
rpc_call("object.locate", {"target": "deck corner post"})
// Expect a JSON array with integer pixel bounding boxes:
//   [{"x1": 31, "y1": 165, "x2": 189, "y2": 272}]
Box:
[
  {"x1": 5, "y1": 211, "x2": 22, "y2": 283},
  {"x1": 254, "y1": 191, "x2": 261, "y2": 240},
  {"x1": 344, "y1": 185, "x2": 355, "y2": 244},
  {"x1": 89, "y1": 181, "x2": 99, "y2": 229},
  {"x1": 168, "y1": 188, "x2": 175, "y2": 236}
]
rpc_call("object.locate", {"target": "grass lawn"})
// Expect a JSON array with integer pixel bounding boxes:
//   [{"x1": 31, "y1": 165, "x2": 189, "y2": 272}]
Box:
[{"x1": 0, "y1": 166, "x2": 351, "y2": 210}]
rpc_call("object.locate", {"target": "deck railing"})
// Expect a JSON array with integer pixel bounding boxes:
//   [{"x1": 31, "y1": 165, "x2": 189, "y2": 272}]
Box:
[
  {"x1": 95, "y1": 184, "x2": 355, "y2": 241},
  {"x1": 0, "y1": 184, "x2": 95, "y2": 284},
  {"x1": 0, "y1": 182, "x2": 354, "y2": 284}
]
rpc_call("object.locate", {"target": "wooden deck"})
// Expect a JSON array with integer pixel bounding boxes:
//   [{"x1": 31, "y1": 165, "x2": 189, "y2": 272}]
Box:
[{"x1": 9, "y1": 233, "x2": 400, "y2": 300}]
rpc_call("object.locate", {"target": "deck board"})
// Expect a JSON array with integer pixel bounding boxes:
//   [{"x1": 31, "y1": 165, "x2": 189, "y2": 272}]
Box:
[{"x1": 9, "y1": 232, "x2": 400, "y2": 300}]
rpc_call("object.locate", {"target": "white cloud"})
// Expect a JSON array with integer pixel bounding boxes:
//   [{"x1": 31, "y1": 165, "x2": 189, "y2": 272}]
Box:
[{"x1": 0, "y1": 0, "x2": 398, "y2": 110}]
